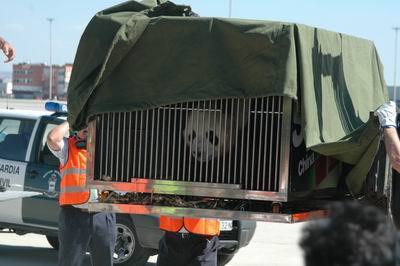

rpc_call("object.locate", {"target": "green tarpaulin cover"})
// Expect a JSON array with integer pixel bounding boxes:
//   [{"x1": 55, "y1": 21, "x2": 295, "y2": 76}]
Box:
[{"x1": 67, "y1": 0, "x2": 388, "y2": 195}]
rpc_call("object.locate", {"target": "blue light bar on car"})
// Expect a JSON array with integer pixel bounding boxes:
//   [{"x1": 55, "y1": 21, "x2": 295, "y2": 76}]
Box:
[{"x1": 45, "y1": 102, "x2": 68, "y2": 113}]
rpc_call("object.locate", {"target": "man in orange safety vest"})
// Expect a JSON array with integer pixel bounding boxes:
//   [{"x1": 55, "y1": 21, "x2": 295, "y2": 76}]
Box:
[
  {"x1": 47, "y1": 121, "x2": 116, "y2": 266},
  {"x1": 156, "y1": 215, "x2": 220, "y2": 266}
]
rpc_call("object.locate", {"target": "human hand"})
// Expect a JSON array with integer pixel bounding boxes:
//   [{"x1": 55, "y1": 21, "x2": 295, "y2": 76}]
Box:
[
  {"x1": 374, "y1": 101, "x2": 398, "y2": 128},
  {"x1": 1, "y1": 41, "x2": 15, "y2": 63}
]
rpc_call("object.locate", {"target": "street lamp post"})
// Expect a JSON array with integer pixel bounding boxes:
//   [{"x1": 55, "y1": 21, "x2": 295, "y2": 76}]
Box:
[
  {"x1": 46, "y1": 18, "x2": 54, "y2": 100},
  {"x1": 393, "y1": 27, "x2": 400, "y2": 101}
]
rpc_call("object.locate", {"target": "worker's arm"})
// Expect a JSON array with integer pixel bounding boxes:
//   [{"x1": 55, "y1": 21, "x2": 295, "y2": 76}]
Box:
[
  {"x1": 383, "y1": 127, "x2": 400, "y2": 173},
  {"x1": 0, "y1": 36, "x2": 16, "y2": 63},
  {"x1": 47, "y1": 121, "x2": 69, "y2": 151},
  {"x1": 375, "y1": 101, "x2": 400, "y2": 173}
]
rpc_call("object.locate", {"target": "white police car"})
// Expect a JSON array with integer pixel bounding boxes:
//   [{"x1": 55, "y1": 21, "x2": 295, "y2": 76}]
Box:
[
  {"x1": 0, "y1": 104, "x2": 66, "y2": 235},
  {"x1": 0, "y1": 102, "x2": 255, "y2": 266}
]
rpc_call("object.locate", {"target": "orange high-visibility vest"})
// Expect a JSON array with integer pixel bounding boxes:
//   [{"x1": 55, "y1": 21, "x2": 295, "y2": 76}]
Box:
[
  {"x1": 159, "y1": 216, "x2": 220, "y2": 236},
  {"x1": 59, "y1": 137, "x2": 90, "y2": 206}
]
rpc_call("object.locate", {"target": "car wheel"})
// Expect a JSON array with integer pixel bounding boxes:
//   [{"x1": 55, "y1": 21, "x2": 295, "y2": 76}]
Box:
[
  {"x1": 46, "y1": 235, "x2": 59, "y2": 250},
  {"x1": 113, "y1": 215, "x2": 151, "y2": 266},
  {"x1": 217, "y1": 253, "x2": 235, "y2": 266}
]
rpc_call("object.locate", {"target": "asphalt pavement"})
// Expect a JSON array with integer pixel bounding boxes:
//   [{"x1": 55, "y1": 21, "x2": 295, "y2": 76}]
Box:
[
  {"x1": 0, "y1": 222, "x2": 306, "y2": 266},
  {"x1": 0, "y1": 98, "x2": 52, "y2": 111}
]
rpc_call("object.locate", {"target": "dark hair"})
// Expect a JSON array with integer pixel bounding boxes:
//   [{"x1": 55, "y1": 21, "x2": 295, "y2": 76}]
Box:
[{"x1": 300, "y1": 201, "x2": 398, "y2": 266}]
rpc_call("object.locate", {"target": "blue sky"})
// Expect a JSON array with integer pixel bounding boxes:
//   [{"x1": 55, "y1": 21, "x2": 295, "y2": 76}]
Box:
[{"x1": 1, "y1": 0, "x2": 399, "y2": 85}]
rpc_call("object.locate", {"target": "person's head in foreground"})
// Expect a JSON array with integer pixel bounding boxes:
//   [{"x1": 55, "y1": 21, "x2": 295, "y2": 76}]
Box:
[{"x1": 300, "y1": 201, "x2": 399, "y2": 266}]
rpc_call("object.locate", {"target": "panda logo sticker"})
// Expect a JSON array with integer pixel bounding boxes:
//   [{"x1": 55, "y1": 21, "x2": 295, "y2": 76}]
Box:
[
  {"x1": 43, "y1": 170, "x2": 60, "y2": 198},
  {"x1": 291, "y1": 112, "x2": 304, "y2": 148}
]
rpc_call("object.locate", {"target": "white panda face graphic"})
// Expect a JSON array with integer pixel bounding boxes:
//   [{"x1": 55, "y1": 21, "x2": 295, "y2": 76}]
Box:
[{"x1": 183, "y1": 111, "x2": 232, "y2": 162}]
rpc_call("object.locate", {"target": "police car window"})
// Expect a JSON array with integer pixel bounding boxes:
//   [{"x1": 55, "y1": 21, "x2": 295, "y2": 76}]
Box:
[
  {"x1": 0, "y1": 118, "x2": 20, "y2": 139},
  {"x1": 0, "y1": 118, "x2": 35, "y2": 161}
]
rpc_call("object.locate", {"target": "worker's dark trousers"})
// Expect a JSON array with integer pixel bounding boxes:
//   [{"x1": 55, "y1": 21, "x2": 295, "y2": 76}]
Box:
[
  {"x1": 157, "y1": 231, "x2": 220, "y2": 266},
  {"x1": 58, "y1": 206, "x2": 116, "y2": 266}
]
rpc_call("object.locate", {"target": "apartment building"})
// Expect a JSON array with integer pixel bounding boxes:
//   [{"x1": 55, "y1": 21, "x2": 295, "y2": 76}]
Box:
[{"x1": 12, "y1": 63, "x2": 72, "y2": 99}]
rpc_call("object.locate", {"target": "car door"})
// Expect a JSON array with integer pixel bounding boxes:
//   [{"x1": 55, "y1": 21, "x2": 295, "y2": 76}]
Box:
[
  {"x1": 22, "y1": 116, "x2": 65, "y2": 228},
  {"x1": 0, "y1": 115, "x2": 36, "y2": 225}
]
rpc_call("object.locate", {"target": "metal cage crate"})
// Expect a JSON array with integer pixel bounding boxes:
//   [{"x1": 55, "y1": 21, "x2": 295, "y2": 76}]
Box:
[{"x1": 86, "y1": 96, "x2": 343, "y2": 221}]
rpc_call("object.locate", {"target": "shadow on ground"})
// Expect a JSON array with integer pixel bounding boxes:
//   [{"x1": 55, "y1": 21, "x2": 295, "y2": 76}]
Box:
[{"x1": 0, "y1": 245, "x2": 156, "y2": 266}]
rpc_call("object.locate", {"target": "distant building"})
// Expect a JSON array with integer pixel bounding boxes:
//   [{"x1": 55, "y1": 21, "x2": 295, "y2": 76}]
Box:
[
  {"x1": 0, "y1": 78, "x2": 13, "y2": 97},
  {"x1": 13, "y1": 63, "x2": 46, "y2": 99},
  {"x1": 57, "y1": 64, "x2": 73, "y2": 100},
  {"x1": 0, "y1": 78, "x2": 6, "y2": 96},
  {"x1": 12, "y1": 63, "x2": 73, "y2": 99}
]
